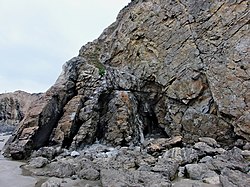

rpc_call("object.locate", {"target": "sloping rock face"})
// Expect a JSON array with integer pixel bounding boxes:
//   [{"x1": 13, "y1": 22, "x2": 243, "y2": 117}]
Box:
[
  {"x1": 4, "y1": 0, "x2": 249, "y2": 159},
  {"x1": 0, "y1": 91, "x2": 41, "y2": 132}
]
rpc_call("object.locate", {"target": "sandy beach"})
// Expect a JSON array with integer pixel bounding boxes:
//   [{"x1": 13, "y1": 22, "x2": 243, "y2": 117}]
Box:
[
  {"x1": 0, "y1": 134, "x2": 38, "y2": 187},
  {"x1": 0, "y1": 135, "x2": 94, "y2": 187}
]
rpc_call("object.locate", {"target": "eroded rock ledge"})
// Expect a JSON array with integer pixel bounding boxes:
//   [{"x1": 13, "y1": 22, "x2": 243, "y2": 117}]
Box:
[{"x1": 4, "y1": 0, "x2": 249, "y2": 164}]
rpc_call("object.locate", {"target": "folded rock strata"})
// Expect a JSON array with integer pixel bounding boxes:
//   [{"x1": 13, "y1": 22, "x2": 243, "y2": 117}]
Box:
[{"x1": 4, "y1": 0, "x2": 250, "y2": 159}]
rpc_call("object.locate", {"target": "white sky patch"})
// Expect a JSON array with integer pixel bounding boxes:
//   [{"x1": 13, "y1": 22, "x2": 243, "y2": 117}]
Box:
[
  {"x1": 0, "y1": 0, "x2": 130, "y2": 93},
  {"x1": 0, "y1": 75, "x2": 48, "y2": 93}
]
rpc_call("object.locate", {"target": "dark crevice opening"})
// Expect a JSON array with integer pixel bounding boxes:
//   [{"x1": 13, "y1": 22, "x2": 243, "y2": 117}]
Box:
[
  {"x1": 32, "y1": 95, "x2": 64, "y2": 150},
  {"x1": 62, "y1": 96, "x2": 91, "y2": 149},
  {"x1": 143, "y1": 111, "x2": 167, "y2": 138},
  {"x1": 120, "y1": 138, "x2": 128, "y2": 147},
  {"x1": 32, "y1": 89, "x2": 77, "y2": 150},
  {"x1": 63, "y1": 117, "x2": 85, "y2": 149},
  {"x1": 219, "y1": 111, "x2": 235, "y2": 120},
  {"x1": 95, "y1": 91, "x2": 113, "y2": 141},
  {"x1": 137, "y1": 93, "x2": 168, "y2": 139},
  {"x1": 62, "y1": 137, "x2": 71, "y2": 148}
]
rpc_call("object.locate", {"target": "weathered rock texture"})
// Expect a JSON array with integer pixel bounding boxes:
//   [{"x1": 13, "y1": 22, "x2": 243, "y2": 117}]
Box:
[
  {"x1": 0, "y1": 91, "x2": 41, "y2": 127},
  {"x1": 4, "y1": 0, "x2": 250, "y2": 159},
  {"x1": 23, "y1": 138, "x2": 250, "y2": 187}
]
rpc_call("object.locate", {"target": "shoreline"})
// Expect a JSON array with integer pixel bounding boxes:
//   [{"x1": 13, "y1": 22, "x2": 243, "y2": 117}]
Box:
[
  {"x1": 0, "y1": 134, "x2": 97, "y2": 187},
  {"x1": 0, "y1": 134, "x2": 38, "y2": 187}
]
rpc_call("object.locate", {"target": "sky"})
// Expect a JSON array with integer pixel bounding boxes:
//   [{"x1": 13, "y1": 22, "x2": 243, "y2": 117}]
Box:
[{"x1": 0, "y1": 0, "x2": 130, "y2": 93}]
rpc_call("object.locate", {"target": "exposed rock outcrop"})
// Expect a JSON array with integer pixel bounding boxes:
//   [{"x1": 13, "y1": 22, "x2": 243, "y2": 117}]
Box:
[
  {"x1": 4, "y1": 0, "x2": 249, "y2": 164},
  {"x1": 23, "y1": 138, "x2": 250, "y2": 187},
  {"x1": 0, "y1": 91, "x2": 41, "y2": 133}
]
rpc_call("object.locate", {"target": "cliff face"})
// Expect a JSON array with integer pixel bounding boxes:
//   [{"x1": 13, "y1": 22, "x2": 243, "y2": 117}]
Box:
[
  {"x1": 0, "y1": 91, "x2": 41, "y2": 130},
  {"x1": 5, "y1": 0, "x2": 249, "y2": 159}
]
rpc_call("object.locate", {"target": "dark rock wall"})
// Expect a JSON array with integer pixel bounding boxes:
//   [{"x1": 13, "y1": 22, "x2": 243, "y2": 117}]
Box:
[{"x1": 4, "y1": 0, "x2": 249, "y2": 159}]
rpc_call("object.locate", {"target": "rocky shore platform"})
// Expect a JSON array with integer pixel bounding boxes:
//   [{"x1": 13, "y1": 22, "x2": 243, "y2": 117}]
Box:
[
  {"x1": 20, "y1": 136, "x2": 250, "y2": 187},
  {"x1": 1, "y1": 134, "x2": 103, "y2": 187}
]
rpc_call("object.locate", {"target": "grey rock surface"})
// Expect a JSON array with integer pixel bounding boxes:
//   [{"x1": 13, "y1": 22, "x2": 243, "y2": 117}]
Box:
[
  {"x1": 100, "y1": 169, "x2": 171, "y2": 187},
  {"x1": 172, "y1": 179, "x2": 221, "y2": 187},
  {"x1": 185, "y1": 163, "x2": 218, "y2": 180},
  {"x1": 78, "y1": 168, "x2": 99, "y2": 180},
  {"x1": 163, "y1": 147, "x2": 198, "y2": 165},
  {"x1": 29, "y1": 157, "x2": 48, "y2": 168},
  {"x1": 220, "y1": 168, "x2": 250, "y2": 187},
  {"x1": 19, "y1": 141, "x2": 249, "y2": 187}
]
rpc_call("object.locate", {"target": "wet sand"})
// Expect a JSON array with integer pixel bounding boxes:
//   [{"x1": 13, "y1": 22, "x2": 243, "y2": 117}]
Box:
[
  {"x1": 0, "y1": 134, "x2": 37, "y2": 187},
  {"x1": 0, "y1": 135, "x2": 100, "y2": 187}
]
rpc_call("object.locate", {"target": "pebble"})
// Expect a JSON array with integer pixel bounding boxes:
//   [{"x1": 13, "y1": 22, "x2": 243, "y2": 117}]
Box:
[{"x1": 70, "y1": 151, "x2": 80, "y2": 157}]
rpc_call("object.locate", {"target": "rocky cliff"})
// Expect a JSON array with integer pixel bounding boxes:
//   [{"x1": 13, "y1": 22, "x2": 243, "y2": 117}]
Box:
[
  {"x1": 4, "y1": 0, "x2": 249, "y2": 161},
  {"x1": 2, "y1": 1, "x2": 250, "y2": 186},
  {"x1": 0, "y1": 91, "x2": 42, "y2": 133}
]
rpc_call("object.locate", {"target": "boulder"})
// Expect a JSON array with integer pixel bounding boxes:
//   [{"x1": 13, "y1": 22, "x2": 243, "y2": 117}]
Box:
[
  {"x1": 29, "y1": 157, "x2": 49, "y2": 168},
  {"x1": 163, "y1": 147, "x2": 198, "y2": 165},
  {"x1": 41, "y1": 158, "x2": 80, "y2": 178},
  {"x1": 172, "y1": 179, "x2": 220, "y2": 187},
  {"x1": 41, "y1": 180, "x2": 60, "y2": 187},
  {"x1": 203, "y1": 176, "x2": 221, "y2": 185},
  {"x1": 31, "y1": 147, "x2": 58, "y2": 160},
  {"x1": 100, "y1": 169, "x2": 171, "y2": 187},
  {"x1": 185, "y1": 163, "x2": 218, "y2": 180},
  {"x1": 220, "y1": 168, "x2": 250, "y2": 187},
  {"x1": 78, "y1": 168, "x2": 99, "y2": 180},
  {"x1": 198, "y1": 137, "x2": 219, "y2": 148},
  {"x1": 145, "y1": 136, "x2": 182, "y2": 154},
  {"x1": 194, "y1": 142, "x2": 226, "y2": 155},
  {"x1": 152, "y1": 158, "x2": 179, "y2": 180}
]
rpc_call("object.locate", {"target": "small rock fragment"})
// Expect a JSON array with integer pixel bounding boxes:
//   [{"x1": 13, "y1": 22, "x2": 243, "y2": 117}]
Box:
[{"x1": 70, "y1": 151, "x2": 80, "y2": 157}]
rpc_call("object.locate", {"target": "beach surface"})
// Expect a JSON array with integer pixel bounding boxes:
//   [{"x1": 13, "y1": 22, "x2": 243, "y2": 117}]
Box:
[
  {"x1": 0, "y1": 134, "x2": 97, "y2": 187},
  {"x1": 0, "y1": 134, "x2": 38, "y2": 187}
]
